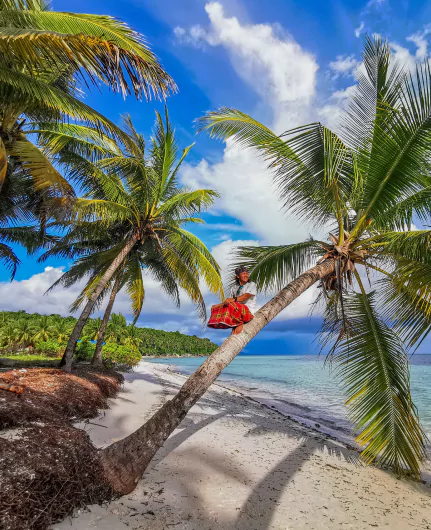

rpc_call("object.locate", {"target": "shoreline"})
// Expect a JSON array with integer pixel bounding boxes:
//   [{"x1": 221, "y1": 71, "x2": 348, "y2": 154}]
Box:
[
  {"x1": 153, "y1": 359, "x2": 431, "y2": 456},
  {"x1": 54, "y1": 359, "x2": 431, "y2": 530},
  {"x1": 162, "y1": 363, "x2": 361, "y2": 452}
]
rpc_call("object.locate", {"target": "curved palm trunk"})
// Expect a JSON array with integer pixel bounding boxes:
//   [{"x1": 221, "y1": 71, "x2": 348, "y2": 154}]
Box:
[
  {"x1": 91, "y1": 276, "x2": 121, "y2": 367},
  {"x1": 60, "y1": 234, "x2": 139, "y2": 372},
  {"x1": 99, "y1": 259, "x2": 335, "y2": 495}
]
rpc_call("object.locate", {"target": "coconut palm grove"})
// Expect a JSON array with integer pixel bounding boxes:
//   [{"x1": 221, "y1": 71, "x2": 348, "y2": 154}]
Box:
[{"x1": 1, "y1": 1, "x2": 431, "y2": 529}]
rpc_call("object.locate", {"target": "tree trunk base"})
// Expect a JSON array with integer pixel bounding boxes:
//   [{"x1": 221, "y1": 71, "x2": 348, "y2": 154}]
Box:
[{"x1": 98, "y1": 260, "x2": 336, "y2": 495}]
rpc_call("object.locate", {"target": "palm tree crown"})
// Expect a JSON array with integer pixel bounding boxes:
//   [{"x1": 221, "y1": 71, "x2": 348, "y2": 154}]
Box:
[
  {"x1": 42, "y1": 108, "x2": 224, "y2": 370},
  {"x1": 0, "y1": 0, "x2": 176, "y2": 276},
  {"x1": 198, "y1": 36, "x2": 431, "y2": 477}
]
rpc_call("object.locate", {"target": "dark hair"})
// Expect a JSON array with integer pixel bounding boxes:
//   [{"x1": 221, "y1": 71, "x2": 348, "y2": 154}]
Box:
[{"x1": 234, "y1": 265, "x2": 248, "y2": 284}]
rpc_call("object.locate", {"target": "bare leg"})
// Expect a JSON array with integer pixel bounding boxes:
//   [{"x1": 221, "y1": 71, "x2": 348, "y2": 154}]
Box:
[{"x1": 232, "y1": 323, "x2": 244, "y2": 335}]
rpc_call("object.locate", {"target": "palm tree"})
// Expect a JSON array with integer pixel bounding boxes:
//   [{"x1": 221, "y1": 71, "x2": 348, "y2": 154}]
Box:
[
  {"x1": 14, "y1": 317, "x2": 35, "y2": 347},
  {"x1": 0, "y1": 0, "x2": 175, "y2": 192},
  {"x1": 32, "y1": 315, "x2": 51, "y2": 342},
  {"x1": 122, "y1": 325, "x2": 143, "y2": 351},
  {"x1": 42, "y1": 110, "x2": 224, "y2": 372},
  {"x1": 97, "y1": 37, "x2": 431, "y2": 494},
  {"x1": 0, "y1": 322, "x2": 16, "y2": 348},
  {"x1": 0, "y1": 0, "x2": 176, "y2": 278},
  {"x1": 49, "y1": 318, "x2": 73, "y2": 344}
]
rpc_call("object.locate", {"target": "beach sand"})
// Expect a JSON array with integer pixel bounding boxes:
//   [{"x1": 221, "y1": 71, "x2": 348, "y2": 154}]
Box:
[{"x1": 53, "y1": 361, "x2": 431, "y2": 530}]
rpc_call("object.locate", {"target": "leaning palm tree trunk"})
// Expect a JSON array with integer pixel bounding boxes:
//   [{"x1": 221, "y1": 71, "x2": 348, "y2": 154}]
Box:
[
  {"x1": 91, "y1": 276, "x2": 121, "y2": 367},
  {"x1": 99, "y1": 259, "x2": 335, "y2": 495},
  {"x1": 61, "y1": 234, "x2": 140, "y2": 372}
]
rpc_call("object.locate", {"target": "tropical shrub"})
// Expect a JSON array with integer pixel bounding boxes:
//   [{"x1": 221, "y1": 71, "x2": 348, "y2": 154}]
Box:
[
  {"x1": 74, "y1": 340, "x2": 96, "y2": 362},
  {"x1": 35, "y1": 340, "x2": 63, "y2": 358},
  {"x1": 102, "y1": 343, "x2": 141, "y2": 369}
]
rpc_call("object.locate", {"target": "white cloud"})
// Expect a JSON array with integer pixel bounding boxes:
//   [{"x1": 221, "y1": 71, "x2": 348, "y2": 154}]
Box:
[
  {"x1": 175, "y1": 1, "x2": 318, "y2": 129},
  {"x1": 406, "y1": 25, "x2": 431, "y2": 60},
  {"x1": 176, "y1": 2, "x2": 321, "y2": 245},
  {"x1": 329, "y1": 55, "x2": 359, "y2": 78},
  {"x1": 180, "y1": 141, "x2": 314, "y2": 245},
  {"x1": 355, "y1": 21, "x2": 365, "y2": 38},
  {"x1": 366, "y1": 0, "x2": 386, "y2": 6},
  {"x1": 0, "y1": 266, "x2": 198, "y2": 324}
]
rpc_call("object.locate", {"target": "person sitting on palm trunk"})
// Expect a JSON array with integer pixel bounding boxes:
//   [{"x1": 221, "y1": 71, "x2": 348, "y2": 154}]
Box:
[{"x1": 208, "y1": 266, "x2": 256, "y2": 334}]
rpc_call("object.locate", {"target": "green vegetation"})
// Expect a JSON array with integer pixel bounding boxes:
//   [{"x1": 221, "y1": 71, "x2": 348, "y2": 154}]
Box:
[
  {"x1": 0, "y1": 311, "x2": 217, "y2": 364},
  {"x1": 1, "y1": 353, "x2": 60, "y2": 362},
  {"x1": 39, "y1": 109, "x2": 223, "y2": 370},
  {"x1": 198, "y1": 37, "x2": 431, "y2": 476},
  {"x1": 0, "y1": 0, "x2": 175, "y2": 279}
]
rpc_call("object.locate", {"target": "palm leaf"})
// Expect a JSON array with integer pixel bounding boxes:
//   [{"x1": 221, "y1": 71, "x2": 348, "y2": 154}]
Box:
[
  {"x1": 155, "y1": 189, "x2": 219, "y2": 218},
  {"x1": 197, "y1": 108, "x2": 354, "y2": 228},
  {"x1": 0, "y1": 65, "x2": 134, "y2": 144},
  {"x1": 0, "y1": 8, "x2": 176, "y2": 99},
  {"x1": 8, "y1": 137, "x2": 75, "y2": 198},
  {"x1": 124, "y1": 253, "x2": 145, "y2": 323},
  {"x1": 0, "y1": 241, "x2": 20, "y2": 279},
  {"x1": 166, "y1": 227, "x2": 224, "y2": 300},
  {"x1": 322, "y1": 290, "x2": 427, "y2": 476},
  {"x1": 35, "y1": 122, "x2": 122, "y2": 162},
  {"x1": 234, "y1": 240, "x2": 324, "y2": 293}
]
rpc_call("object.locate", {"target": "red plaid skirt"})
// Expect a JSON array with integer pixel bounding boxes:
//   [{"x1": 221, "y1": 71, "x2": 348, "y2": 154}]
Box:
[{"x1": 207, "y1": 302, "x2": 254, "y2": 329}]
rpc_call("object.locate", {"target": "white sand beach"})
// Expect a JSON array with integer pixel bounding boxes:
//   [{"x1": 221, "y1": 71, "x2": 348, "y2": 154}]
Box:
[{"x1": 53, "y1": 360, "x2": 431, "y2": 530}]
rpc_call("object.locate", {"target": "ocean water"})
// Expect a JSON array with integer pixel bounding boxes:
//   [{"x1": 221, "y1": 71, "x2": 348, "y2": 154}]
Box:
[{"x1": 148, "y1": 354, "x2": 431, "y2": 443}]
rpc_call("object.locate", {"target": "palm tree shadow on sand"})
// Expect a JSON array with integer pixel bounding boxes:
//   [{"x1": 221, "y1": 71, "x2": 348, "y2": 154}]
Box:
[{"x1": 132, "y1": 400, "x2": 363, "y2": 530}]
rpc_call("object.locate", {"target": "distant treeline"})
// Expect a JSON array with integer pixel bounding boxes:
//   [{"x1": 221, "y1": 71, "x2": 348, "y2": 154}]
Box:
[{"x1": 0, "y1": 311, "x2": 217, "y2": 358}]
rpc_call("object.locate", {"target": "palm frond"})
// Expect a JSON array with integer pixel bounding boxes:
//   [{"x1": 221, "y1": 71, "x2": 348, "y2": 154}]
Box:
[
  {"x1": 151, "y1": 107, "x2": 178, "y2": 198},
  {"x1": 0, "y1": 65, "x2": 134, "y2": 144},
  {"x1": 234, "y1": 240, "x2": 324, "y2": 293},
  {"x1": 156, "y1": 236, "x2": 207, "y2": 322},
  {"x1": 71, "y1": 198, "x2": 133, "y2": 225},
  {"x1": 166, "y1": 227, "x2": 224, "y2": 300},
  {"x1": 321, "y1": 290, "x2": 427, "y2": 476},
  {"x1": 124, "y1": 254, "x2": 145, "y2": 323},
  {"x1": 197, "y1": 108, "x2": 354, "y2": 228},
  {"x1": 35, "y1": 122, "x2": 122, "y2": 162},
  {"x1": 8, "y1": 137, "x2": 75, "y2": 198},
  {"x1": 371, "y1": 230, "x2": 431, "y2": 264},
  {"x1": 155, "y1": 189, "x2": 219, "y2": 218},
  {"x1": 0, "y1": 241, "x2": 20, "y2": 279},
  {"x1": 0, "y1": 8, "x2": 176, "y2": 99},
  {"x1": 378, "y1": 272, "x2": 431, "y2": 350}
]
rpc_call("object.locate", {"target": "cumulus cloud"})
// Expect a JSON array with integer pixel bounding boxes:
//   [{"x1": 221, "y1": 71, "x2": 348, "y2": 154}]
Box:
[
  {"x1": 0, "y1": 266, "x2": 198, "y2": 326},
  {"x1": 388, "y1": 25, "x2": 431, "y2": 74},
  {"x1": 175, "y1": 1, "x2": 318, "y2": 128},
  {"x1": 180, "y1": 141, "x2": 314, "y2": 245},
  {"x1": 328, "y1": 55, "x2": 359, "y2": 79},
  {"x1": 406, "y1": 26, "x2": 431, "y2": 59},
  {"x1": 176, "y1": 2, "x2": 321, "y2": 245}
]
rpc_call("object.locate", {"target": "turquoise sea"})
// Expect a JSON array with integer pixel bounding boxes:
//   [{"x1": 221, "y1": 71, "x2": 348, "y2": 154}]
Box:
[{"x1": 148, "y1": 354, "x2": 431, "y2": 444}]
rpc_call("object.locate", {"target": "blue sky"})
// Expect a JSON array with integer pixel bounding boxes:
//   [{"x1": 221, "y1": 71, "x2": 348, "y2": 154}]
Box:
[{"x1": 2, "y1": 0, "x2": 431, "y2": 353}]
